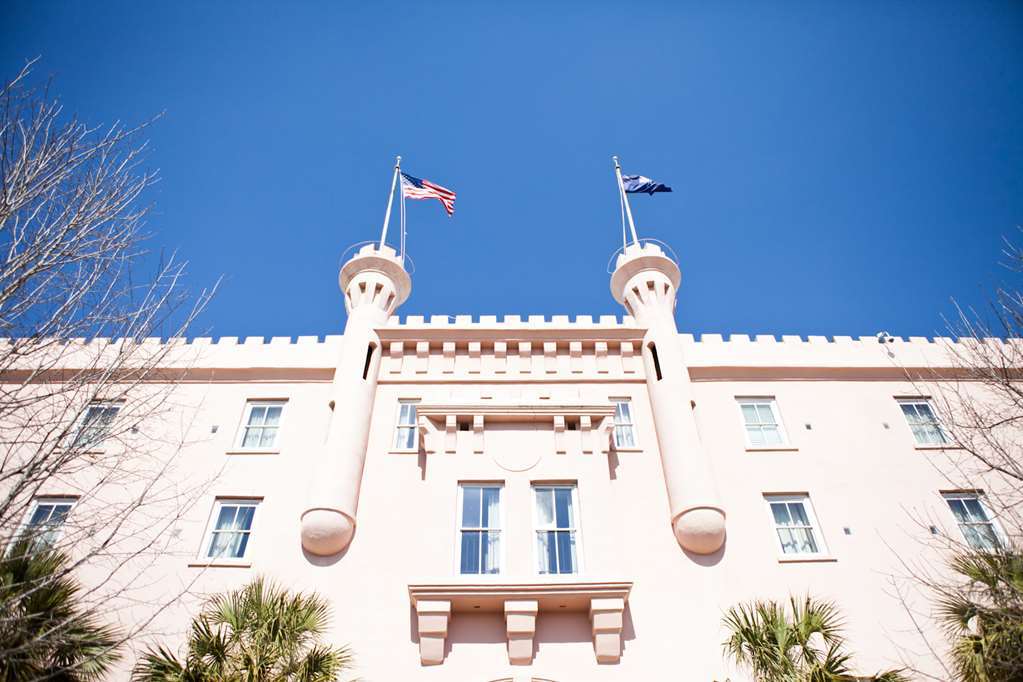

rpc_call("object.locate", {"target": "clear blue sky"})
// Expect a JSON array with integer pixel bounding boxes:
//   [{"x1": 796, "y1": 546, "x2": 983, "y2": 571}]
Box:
[{"x1": 4, "y1": 2, "x2": 1021, "y2": 339}]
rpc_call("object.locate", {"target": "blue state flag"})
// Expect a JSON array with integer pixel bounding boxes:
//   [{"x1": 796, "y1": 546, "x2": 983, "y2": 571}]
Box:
[{"x1": 621, "y1": 174, "x2": 672, "y2": 195}]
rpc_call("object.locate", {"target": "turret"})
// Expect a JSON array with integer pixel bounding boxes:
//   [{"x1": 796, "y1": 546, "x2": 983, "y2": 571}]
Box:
[
  {"x1": 301, "y1": 243, "x2": 411, "y2": 556},
  {"x1": 610, "y1": 241, "x2": 726, "y2": 555}
]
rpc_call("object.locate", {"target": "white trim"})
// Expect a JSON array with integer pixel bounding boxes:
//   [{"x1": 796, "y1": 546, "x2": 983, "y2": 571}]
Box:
[
  {"x1": 763, "y1": 493, "x2": 829, "y2": 559},
  {"x1": 393, "y1": 399, "x2": 420, "y2": 451},
  {"x1": 897, "y1": 398, "x2": 949, "y2": 446},
  {"x1": 531, "y1": 483, "x2": 584, "y2": 575},
  {"x1": 941, "y1": 491, "x2": 1006, "y2": 550},
  {"x1": 198, "y1": 498, "x2": 261, "y2": 563},
  {"x1": 234, "y1": 400, "x2": 287, "y2": 451},
  {"x1": 609, "y1": 398, "x2": 638, "y2": 449},
  {"x1": 737, "y1": 397, "x2": 789, "y2": 449},
  {"x1": 15, "y1": 496, "x2": 77, "y2": 547},
  {"x1": 454, "y1": 483, "x2": 505, "y2": 575}
]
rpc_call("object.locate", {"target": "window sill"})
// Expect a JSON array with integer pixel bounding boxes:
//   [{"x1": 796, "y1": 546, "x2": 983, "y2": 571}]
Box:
[
  {"x1": 914, "y1": 444, "x2": 960, "y2": 451},
  {"x1": 389, "y1": 448, "x2": 420, "y2": 455},
  {"x1": 187, "y1": 560, "x2": 252, "y2": 568},
  {"x1": 225, "y1": 449, "x2": 280, "y2": 456},
  {"x1": 746, "y1": 446, "x2": 799, "y2": 453},
  {"x1": 612, "y1": 447, "x2": 643, "y2": 453},
  {"x1": 777, "y1": 555, "x2": 837, "y2": 564}
]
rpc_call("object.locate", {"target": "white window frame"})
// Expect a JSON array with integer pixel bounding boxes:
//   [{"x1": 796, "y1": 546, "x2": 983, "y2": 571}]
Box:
[
  {"x1": 234, "y1": 400, "x2": 286, "y2": 451},
  {"x1": 532, "y1": 483, "x2": 584, "y2": 575},
  {"x1": 393, "y1": 400, "x2": 419, "y2": 451},
  {"x1": 611, "y1": 398, "x2": 638, "y2": 449},
  {"x1": 897, "y1": 398, "x2": 949, "y2": 446},
  {"x1": 16, "y1": 497, "x2": 77, "y2": 548},
  {"x1": 454, "y1": 483, "x2": 505, "y2": 575},
  {"x1": 70, "y1": 401, "x2": 121, "y2": 451},
  {"x1": 764, "y1": 494, "x2": 828, "y2": 558},
  {"x1": 199, "y1": 498, "x2": 260, "y2": 562},
  {"x1": 737, "y1": 397, "x2": 789, "y2": 448},
  {"x1": 942, "y1": 492, "x2": 1004, "y2": 551}
]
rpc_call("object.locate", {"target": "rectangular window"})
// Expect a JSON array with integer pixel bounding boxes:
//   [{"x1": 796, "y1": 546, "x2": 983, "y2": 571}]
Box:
[
  {"x1": 765, "y1": 494, "x2": 825, "y2": 556},
  {"x1": 71, "y1": 402, "x2": 120, "y2": 450},
  {"x1": 458, "y1": 484, "x2": 501, "y2": 574},
  {"x1": 237, "y1": 401, "x2": 284, "y2": 450},
  {"x1": 899, "y1": 399, "x2": 948, "y2": 445},
  {"x1": 738, "y1": 398, "x2": 786, "y2": 447},
  {"x1": 394, "y1": 401, "x2": 418, "y2": 450},
  {"x1": 943, "y1": 493, "x2": 1002, "y2": 551},
  {"x1": 534, "y1": 485, "x2": 580, "y2": 574},
  {"x1": 203, "y1": 499, "x2": 259, "y2": 560},
  {"x1": 612, "y1": 400, "x2": 636, "y2": 448},
  {"x1": 19, "y1": 497, "x2": 76, "y2": 548}
]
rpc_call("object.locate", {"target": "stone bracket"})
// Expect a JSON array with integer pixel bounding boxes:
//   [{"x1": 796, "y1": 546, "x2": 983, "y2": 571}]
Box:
[
  {"x1": 504, "y1": 599, "x2": 538, "y2": 664},
  {"x1": 415, "y1": 600, "x2": 451, "y2": 665},
  {"x1": 590, "y1": 597, "x2": 626, "y2": 663}
]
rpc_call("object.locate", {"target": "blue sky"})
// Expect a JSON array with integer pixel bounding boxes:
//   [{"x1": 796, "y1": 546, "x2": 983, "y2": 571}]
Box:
[{"x1": 4, "y1": 1, "x2": 1021, "y2": 339}]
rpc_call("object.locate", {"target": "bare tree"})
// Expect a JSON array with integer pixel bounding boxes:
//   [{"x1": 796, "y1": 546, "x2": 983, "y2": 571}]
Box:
[
  {"x1": 886, "y1": 235, "x2": 1023, "y2": 681},
  {"x1": 0, "y1": 59, "x2": 218, "y2": 679}
]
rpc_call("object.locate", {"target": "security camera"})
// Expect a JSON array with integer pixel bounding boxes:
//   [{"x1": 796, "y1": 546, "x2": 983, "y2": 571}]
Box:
[{"x1": 876, "y1": 331, "x2": 894, "y2": 344}]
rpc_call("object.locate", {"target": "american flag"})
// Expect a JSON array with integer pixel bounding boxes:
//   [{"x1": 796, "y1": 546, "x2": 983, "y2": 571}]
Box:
[{"x1": 400, "y1": 172, "x2": 456, "y2": 216}]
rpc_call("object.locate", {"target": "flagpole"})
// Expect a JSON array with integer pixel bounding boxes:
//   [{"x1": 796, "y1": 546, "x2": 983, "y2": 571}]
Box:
[
  {"x1": 613, "y1": 156, "x2": 640, "y2": 246},
  {"x1": 379, "y1": 155, "x2": 401, "y2": 249},
  {"x1": 617, "y1": 173, "x2": 627, "y2": 251},
  {"x1": 399, "y1": 172, "x2": 407, "y2": 265}
]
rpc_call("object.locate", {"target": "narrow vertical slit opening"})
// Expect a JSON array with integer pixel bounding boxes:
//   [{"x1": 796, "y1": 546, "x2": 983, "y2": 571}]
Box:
[
  {"x1": 363, "y1": 342, "x2": 377, "y2": 380},
  {"x1": 648, "y1": 341, "x2": 663, "y2": 381}
]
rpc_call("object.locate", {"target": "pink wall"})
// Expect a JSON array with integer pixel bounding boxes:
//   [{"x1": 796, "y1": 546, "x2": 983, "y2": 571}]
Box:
[{"x1": 27, "y1": 326, "x2": 995, "y2": 680}]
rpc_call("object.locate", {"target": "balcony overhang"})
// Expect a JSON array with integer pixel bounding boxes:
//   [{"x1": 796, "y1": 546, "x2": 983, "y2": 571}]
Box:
[{"x1": 408, "y1": 580, "x2": 632, "y2": 666}]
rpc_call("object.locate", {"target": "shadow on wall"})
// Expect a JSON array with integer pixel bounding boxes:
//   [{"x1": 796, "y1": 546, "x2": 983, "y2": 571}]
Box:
[
  {"x1": 682, "y1": 537, "x2": 726, "y2": 567},
  {"x1": 408, "y1": 603, "x2": 637, "y2": 664}
]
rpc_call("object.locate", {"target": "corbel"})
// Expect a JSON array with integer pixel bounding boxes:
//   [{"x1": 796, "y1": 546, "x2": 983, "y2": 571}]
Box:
[
  {"x1": 468, "y1": 341, "x2": 481, "y2": 374},
  {"x1": 620, "y1": 341, "x2": 636, "y2": 374},
  {"x1": 442, "y1": 341, "x2": 456, "y2": 374},
  {"x1": 544, "y1": 341, "x2": 557, "y2": 374},
  {"x1": 518, "y1": 341, "x2": 532, "y2": 374},
  {"x1": 580, "y1": 415, "x2": 593, "y2": 454},
  {"x1": 494, "y1": 341, "x2": 508, "y2": 374},
  {"x1": 444, "y1": 414, "x2": 457, "y2": 453},
  {"x1": 416, "y1": 341, "x2": 429, "y2": 374},
  {"x1": 569, "y1": 341, "x2": 583, "y2": 373},
  {"x1": 416, "y1": 600, "x2": 451, "y2": 665},
  {"x1": 553, "y1": 415, "x2": 567, "y2": 455},
  {"x1": 595, "y1": 341, "x2": 609, "y2": 373},
  {"x1": 590, "y1": 597, "x2": 625, "y2": 663},
  {"x1": 472, "y1": 414, "x2": 485, "y2": 454},
  {"x1": 505, "y1": 600, "x2": 539, "y2": 665},
  {"x1": 388, "y1": 341, "x2": 404, "y2": 374}
]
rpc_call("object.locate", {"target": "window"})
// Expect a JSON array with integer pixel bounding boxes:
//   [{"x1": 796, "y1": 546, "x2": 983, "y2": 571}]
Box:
[
  {"x1": 71, "y1": 402, "x2": 120, "y2": 449},
  {"x1": 612, "y1": 400, "x2": 636, "y2": 448},
  {"x1": 203, "y1": 499, "x2": 259, "y2": 560},
  {"x1": 943, "y1": 493, "x2": 1002, "y2": 551},
  {"x1": 394, "y1": 401, "x2": 418, "y2": 450},
  {"x1": 237, "y1": 401, "x2": 284, "y2": 450},
  {"x1": 534, "y1": 485, "x2": 580, "y2": 574},
  {"x1": 19, "y1": 498, "x2": 75, "y2": 548},
  {"x1": 458, "y1": 484, "x2": 501, "y2": 574},
  {"x1": 765, "y1": 494, "x2": 826, "y2": 556},
  {"x1": 738, "y1": 398, "x2": 787, "y2": 447},
  {"x1": 898, "y1": 399, "x2": 948, "y2": 445}
]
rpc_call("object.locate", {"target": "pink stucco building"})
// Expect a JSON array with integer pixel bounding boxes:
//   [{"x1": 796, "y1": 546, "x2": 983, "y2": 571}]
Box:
[{"x1": 20, "y1": 239, "x2": 1006, "y2": 680}]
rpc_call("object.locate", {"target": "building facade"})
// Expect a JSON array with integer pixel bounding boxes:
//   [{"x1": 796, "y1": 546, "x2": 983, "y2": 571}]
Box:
[{"x1": 19, "y1": 241, "x2": 1006, "y2": 680}]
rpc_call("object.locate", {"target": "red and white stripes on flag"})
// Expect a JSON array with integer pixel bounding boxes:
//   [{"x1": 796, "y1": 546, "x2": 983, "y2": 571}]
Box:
[{"x1": 400, "y1": 172, "x2": 456, "y2": 216}]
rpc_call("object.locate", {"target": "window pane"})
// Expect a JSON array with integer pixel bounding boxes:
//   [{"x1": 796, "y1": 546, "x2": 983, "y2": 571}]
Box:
[
  {"x1": 900, "y1": 403, "x2": 918, "y2": 421},
  {"x1": 460, "y1": 531, "x2": 481, "y2": 574},
  {"x1": 616, "y1": 402, "x2": 631, "y2": 423},
  {"x1": 543, "y1": 530, "x2": 558, "y2": 573},
  {"x1": 248, "y1": 406, "x2": 267, "y2": 425},
  {"x1": 28, "y1": 504, "x2": 53, "y2": 526},
  {"x1": 462, "y1": 487, "x2": 482, "y2": 528},
  {"x1": 481, "y1": 487, "x2": 500, "y2": 529},
  {"x1": 787, "y1": 502, "x2": 810, "y2": 526},
  {"x1": 208, "y1": 532, "x2": 232, "y2": 558},
  {"x1": 771, "y1": 502, "x2": 791, "y2": 526},
  {"x1": 554, "y1": 488, "x2": 573, "y2": 529},
  {"x1": 535, "y1": 489, "x2": 554, "y2": 527},
  {"x1": 795, "y1": 527, "x2": 818, "y2": 553},
  {"x1": 741, "y1": 404, "x2": 759, "y2": 425},
  {"x1": 556, "y1": 530, "x2": 576, "y2": 573},
  {"x1": 756, "y1": 404, "x2": 776, "y2": 425},
  {"x1": 536, "y1": 531, "x2": 552, "y2": 573},
  {"x1": 482, "y1": 531, "x2": 500, "y2": 574},
  {"x1": 242, "y1": 429, "x2": 261, "y2": 448},
  {"x1": 947, "y1": 499, "x2": 969, "y2": 523},
  {"x1": 974, "y1": 524, "x2": 1001, "y2": 550},
  {"x1": 214, "y1": 505, "x2": 238, "y2": 530},
  {"x1": 259, "y1": 427, "x2": 278, "y2": 448},
  {"x1": 49, "y1": 505, "x2": 71, "y2": 525},
  {"x1": 778, "y1": 528, "x2": 799, "y2": 554},
  {"x1": 963, "y1": 498, "x2": 988, "y2": 522},
  {"x1": 761, "y1": 426, "x2": 783, "y2": 445},
  {"x1": 234, "y1": 506, "x2": 255, "y2": 530},
  {"x1": 232, "y1": 532, "x2": 250, "y2": 558},
  {"x1": 263, "y1": 406, "x2": 282, "y2": 426}
]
